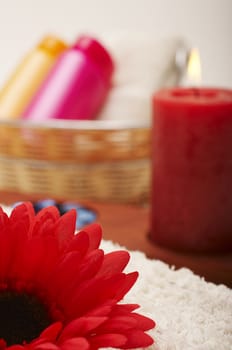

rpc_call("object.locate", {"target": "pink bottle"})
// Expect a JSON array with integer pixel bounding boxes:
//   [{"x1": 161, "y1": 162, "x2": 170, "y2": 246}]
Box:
[{"x1": 23, "y1": 36, "x2": 114, "y2": 120}]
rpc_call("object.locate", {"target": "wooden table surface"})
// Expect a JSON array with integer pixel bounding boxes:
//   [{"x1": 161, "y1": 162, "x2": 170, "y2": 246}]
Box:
[{"x1": 1, "y1": 191, "x2": 231, "y2": 288}]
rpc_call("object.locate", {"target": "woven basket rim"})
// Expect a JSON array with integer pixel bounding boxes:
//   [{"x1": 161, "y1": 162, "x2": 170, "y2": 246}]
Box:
[{"x1": 0, "y1": 119, "x2": 150, "y2": 131}]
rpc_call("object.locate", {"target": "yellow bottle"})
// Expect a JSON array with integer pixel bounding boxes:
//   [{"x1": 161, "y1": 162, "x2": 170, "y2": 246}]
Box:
[{"x1": 0, "y1": 35, "x2": 67, "y2": 119}]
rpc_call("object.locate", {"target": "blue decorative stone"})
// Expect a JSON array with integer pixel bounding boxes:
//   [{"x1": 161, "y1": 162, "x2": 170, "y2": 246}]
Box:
[
  {"x1": 33, "y1": 199, "x2": 57, "y2": 213},
  {"x1": 12, "y1": 199, "x2": 97, "y2": 229},
  {"x1": 75, "y1": 207, "x2": 97, "y2": 229},
  {"x1": 32, "y1": 200, "x2": 97, "y2": 229},
  {"x1": 60, "y1": 202, "x2": 97, "y2": 229}
]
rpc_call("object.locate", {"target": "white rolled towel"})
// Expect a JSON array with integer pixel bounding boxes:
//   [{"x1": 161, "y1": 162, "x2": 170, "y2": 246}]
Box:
[
  {"x1": 98, "y1": 86, "x2": 152, "y2": 123},
  {"x1": 98, "y1": 34, "x2": 188, "y2": 122}
]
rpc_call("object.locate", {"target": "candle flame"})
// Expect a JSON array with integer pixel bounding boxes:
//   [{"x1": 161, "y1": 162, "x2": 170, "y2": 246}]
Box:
[{"x1": 186, "y1": 48, "x2": 202, "y2": 85}]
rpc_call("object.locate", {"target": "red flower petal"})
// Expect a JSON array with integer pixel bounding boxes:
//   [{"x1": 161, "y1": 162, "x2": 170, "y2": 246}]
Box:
[
  {"x1": 0, "y1": 207, "x2": 9, "y2": 228},
  {"x1": 130, "y1": 312, "x2": 156, "y2": 331},
  {"x1": 96, "y1": 315, "x2": 137, "y2": 333},
  {"x1": 60, "y1": 338, "x2": 89, "y2": 350},
  {"x1": 58, "y1": 316, "x2": 107, "y2": 342},
  {"x1": 31, "y1": 206, "x2": 60, "y2": 238},
  {"x1": 66, "y1": 231, "x2": 89, "y2": 257},
  {"x1": 7, "y1": 209, "x2": 32, "y2": 282},
  {"x1": 97, "y1": 251, "x2": 130, "y2": 277},
  {"x1": 121, "y1": 329, "x2": 154, "y2": 349},
  {"x1": 74, "y1": 250, "x2": 104, "y2": 282},
  {"x1": 33, "y1": 342, "x2": 59, "y2": 350},
  {"x1": 0, "y1": 210, "x2": 11, "y2": 281},
  {"x1": 39, "y1": 322, "x2": 63, "y2": 343},
  {"x1": 33, "y1": 235, "x2": 60, "y2": 287},
  {"x1": 89, "y1": 333, "x2": 127, "y2": 348},
  {"x1": 14, "y1": 237, "x2": 47, "y2": 283},
  {"x1": 109, "y1": 304, "x2": 140, "y2": 316},
  {"x1": 54, "y1": 249, "x2": 104, "y2": 308},
  {"x1": 80, "y1": 224, "x2": 102, "y2": 252},
  {"x1": 0, "y1": 338, "x2": 6, "y2": 350},
  {"x1": 48, "y1": 251, "x2": 82, "y2": 299},
  {"x1": 86, "y1": 299, "x2": 116, "y2": 317},
  {"x1": 66, "y1": 273, "x2": 126, "y2": 318},
  {"x1": 54, "y1": 210, "x2": 76, "y2": 250},
  {"x1": 6, "y1": 346, "x2": 24, "y2": 350},
  {"x1": 9, "y1": 202, "x2": 34, "y2": 235},
  {"x1": 114, "y1": 272, "x2": 138, "y2": 301}
]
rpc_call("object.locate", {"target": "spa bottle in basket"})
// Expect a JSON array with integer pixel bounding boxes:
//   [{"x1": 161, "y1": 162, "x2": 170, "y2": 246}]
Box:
[
  {"x1": 0, "y1": 35, "x2": 67, "y2": 119},
  {"x1": 23, "y1": 36, "x2": 114, "y2": 120}
]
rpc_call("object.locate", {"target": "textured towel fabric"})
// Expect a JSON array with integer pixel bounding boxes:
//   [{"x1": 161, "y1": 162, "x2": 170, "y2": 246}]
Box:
[{"x1": 101, "y1": 240, "x2": 232, "y2": 350}]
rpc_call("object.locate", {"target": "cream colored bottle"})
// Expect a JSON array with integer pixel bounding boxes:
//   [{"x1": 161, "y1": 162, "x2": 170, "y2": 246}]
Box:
[{"x1": 0, "y1": 35, "x2": 67, "y2": 119}]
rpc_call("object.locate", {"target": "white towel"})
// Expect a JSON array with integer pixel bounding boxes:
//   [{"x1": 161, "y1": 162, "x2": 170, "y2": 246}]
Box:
[
  {"x1": 98, "y1": 35, "x2": 188, "y2": 122},
  {"x1": 101, "y1": 239, "x2": 232, "y2": 350}
]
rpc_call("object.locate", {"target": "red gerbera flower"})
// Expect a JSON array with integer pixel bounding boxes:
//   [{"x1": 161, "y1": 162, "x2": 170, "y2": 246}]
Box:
[{"x1": 0, "y1": 202, "x2": 155, "y2": 350}]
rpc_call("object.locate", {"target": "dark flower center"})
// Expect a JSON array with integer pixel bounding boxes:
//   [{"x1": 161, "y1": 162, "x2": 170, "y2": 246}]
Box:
[{"x1": 0, "y1": 291, "x2": 52, "y2": 346}]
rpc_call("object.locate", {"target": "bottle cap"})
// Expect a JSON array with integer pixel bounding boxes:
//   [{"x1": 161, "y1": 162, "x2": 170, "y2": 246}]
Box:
[
  {"x1": 73, "y1": 36, "x2": 114, "y2": 81},
  {"x1": 38, "y1": 35, "x2": 67, "y2": 56}
]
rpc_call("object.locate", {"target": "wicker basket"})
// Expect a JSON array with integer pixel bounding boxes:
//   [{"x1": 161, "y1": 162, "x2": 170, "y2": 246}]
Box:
[{"x1": 0, "y1": 119, "x2": 151, "y2": 204}]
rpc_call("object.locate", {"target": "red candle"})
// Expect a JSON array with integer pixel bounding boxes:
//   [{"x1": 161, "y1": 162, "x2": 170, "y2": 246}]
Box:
[{"x1": 151, "y1": 87, "x2": 232, "y2": 253}]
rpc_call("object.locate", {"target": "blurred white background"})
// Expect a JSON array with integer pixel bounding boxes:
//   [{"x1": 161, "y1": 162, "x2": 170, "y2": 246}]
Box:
[{"x1": 0, "y1": 0, "x2": 231, "y2": 88}]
